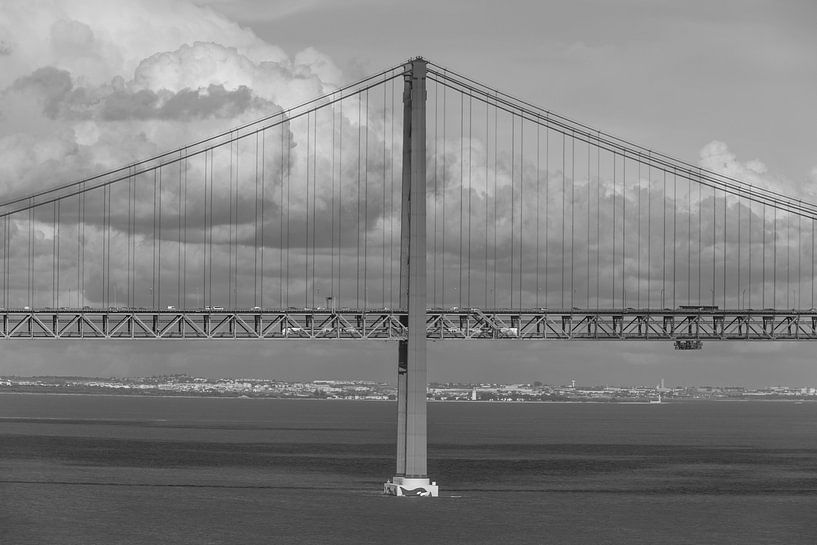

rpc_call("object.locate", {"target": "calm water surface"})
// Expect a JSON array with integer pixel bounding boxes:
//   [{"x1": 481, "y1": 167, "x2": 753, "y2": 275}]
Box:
[{"x1": 2, "y1": 394, "x2": 816, "y2": 544}]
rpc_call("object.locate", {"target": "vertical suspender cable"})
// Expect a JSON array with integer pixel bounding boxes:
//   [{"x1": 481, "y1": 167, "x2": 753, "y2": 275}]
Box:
[
  {"x1": 158, "y1": 167, "x2": 162, "y2": 308},
  {"x1": 612, "y1": 153, "x2": 616, "y2": 307},
  {"x1": 331, "y1": 98, "x2": 336, "y2": 306},
  {"x1": 519, "y1": 114, "x2": 524, "y2": 308},
  {"x1": 587, "y1": 137, "x2": 591, "y2": 308},
  {"x1": 536, "y1": 124, "x2": 540, "y2": 307},
  {"x1": 363, "y1": 89, "x2": 369, "y2": 308},
  {"x1": 432, "y1": 81, "x2": 438, "y2": 305},
  {"x1": 101, "y1": 187, "x2": 106, "y2": 307},
  {"x1": 209, "y1": 151, "x2": 214, "y2": 307},
  {"x1": 338, "y1": 99, "x2": 343, "y2": 306},
  {"x1": 737, "y1": 189, "x2": 741, "y2": 307},
  {"x1": 2, "y1": 216, "x2": 5, "y2": 308},
  {"x1": 53, "y1": 203, "x2": 58, "y2": 307},
  {"x1": 254, "y1": 132, "x2": 259, "y2": 306},
  {"x1": 543, "y1": 120, "x2": 548, "y2": 309},
  {"x1": 280, "y1": 119, "x2": 285, "y2": 307},
  {"x1": 596, "y1": 134, "x2": 601, "y2": 308},
  {"x1": 227, "y1": 140, "x2": 233, "y2": 308},
  {"x1": 53, "y1": 201, "x2": 58, "y2": 307},
  {"x1": 762, "y1": 204, "x2": 766, "y2": 308},
  {"x1": 107, "y1": 185, "x2": 112, "y2": 306},
  {"x1": 787, "y1": 211, "x2": 791, "y2": 307},
  {"x1": 4, "y1": 215, "x2": 9, "y2": 307},
  {"x1": 312, "y1": 106, "x2": 318, "y2": 308},
  {"x1": 28, "y1": 201, "x2": 33, "y2": 306},
  {"x1": 637, "y1": 162, "x2": 641, "y2": 308},
  {"x1": 493, "y1": 94, "x2": 498, "y2": 308},
  {"x1": 432, "y1": 82, "x2": 438, "y2": 305},
  {"x1": 672, "y1": 170, "x2": 676, "y2": 308},
  {"x1": 687, "y1": 175, "x2": 692, "y2": 305},
  {"x1": 570, "y1": 134, "x2": 574, "y2": 308},
  {"x1": 183, "y1": 149, "x2": 188, "y2": 309},
  {"x1": 748, "y1": 187, "x2": 752, "y2": 309},
  {"x1": 78, "y1": 186, "x2": 82, "y2": 307},
  {"x1": 510, "y1": 114, "x2": 515, "y2": 308},
  {"x1": 202, "y1": 153, "x2": 207, "y2": 308},
  {"x1": 467, "y1": 92, "x2": 472, "y2": 306},
  {"x1": 306, "y1": 112, "x2": 311, "y2": 308},
  {"x1": 461, "y1": 93, "x2": 465, "y2": 308},
  {"x1": 390, "y1": 78, "x2": 395, "y2": 306},
  {"x1": 132, "y1": 169, "x2": 137, "y2": 306},
  {"x1": 152, "y1": 170, "x2": 157, "y2": 309},
  {"x1": 128, "y1": 168, "x2": 132, "y2": 306},
  {"x1": 485, "y1": 98, "x2": 489, "y2": 307},
  {"x1": 260, "y1": 133, "x2": 265, "y2": 309},
  {"x1": 82, "y1": 187, "x2": 86, "y2": 306},
  {"x1": 383, "y1": 80, "x2": 387, "y2": 307},
  {"x1": 786, "y1": 210, "x2": 790, "y2": 307},
  {"x1": 8, "y1": 212, "x2": 12, "y2": 307},
  {"x1": 619, "y1": 155, "x2": 625, "y2": 306},
  {"x1": 483, "y1": 94, "x2": 488, "y2": 308},
  {"x1": 57, "y1": 201, "x2": 61, "y2": 308},
  {"x1": 697, "y1": 177, "x2": 701, "y2": 304},
  {"x1": 773, "y1": 207, "x2": 777, "y2": 307},
  {"x1": 442, "y1": 86, "x2": 447, "y2": 307},
  {"x1": 647, "y1": 161, "x2": 652, "y2": 308},
  {"x1": 663, "y1": 169, "x2": 667, "y2": 307},
  {"x1": 286, "y1": 123, "x2": 291, "y2": 307},
  {"x1": 356, "y1": 94, "x2": 361, "y2": 308},
  {"x1": 311, "y1": 112, "x2": 317, "y2": 307},
  {"x1": 518, "y1": 113, "x2": 524, "y2": 308},
  {"x1": 234, "y1": 137, "x2": 240, "y2": 308},
  {"x1": 795, "y1": 214, "x2": 803, "y2": 309},
  {"x1": 723, "y1": 190, "x2": 727, "y2": 308},
  {"x1": 561, "y1": 132, "x2": 565, "y2": 309},
  {"x1": 175, "y1": 155, "x2": 181, "y2": 309},
  {"x1": 711, "y1": 182, "x2": 718, "y2": 307},
  {"x1": 1, "y1": 216, "x2": 4, "y2": 309}
]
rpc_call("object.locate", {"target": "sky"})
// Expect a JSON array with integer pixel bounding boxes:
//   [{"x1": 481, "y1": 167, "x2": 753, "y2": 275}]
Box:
[{"x1": 0, "y1": 0, "x2": 816, "y2": 387}]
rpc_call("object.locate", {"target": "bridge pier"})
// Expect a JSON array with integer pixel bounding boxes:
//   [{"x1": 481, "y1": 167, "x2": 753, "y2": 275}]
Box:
[{"x1": 384, "y1": 58, "x2": 438, "y2": 498}]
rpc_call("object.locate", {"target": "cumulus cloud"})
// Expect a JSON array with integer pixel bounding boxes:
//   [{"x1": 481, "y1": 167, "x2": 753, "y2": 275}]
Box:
[
  {"x1": 0, "y1": 0, "x2": 289, "y2": 88},
  {"x1": 0, "y1": 0, "x2": 356, "y2": 308},
  {"x1": 698, "y1": 140, "x2": 817, "y2": 200}
]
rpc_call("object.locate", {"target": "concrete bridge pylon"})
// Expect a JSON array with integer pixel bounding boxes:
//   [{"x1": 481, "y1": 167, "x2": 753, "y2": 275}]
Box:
[{"x1": 383, "y1": 58, "x2": 438, "y2": 498}]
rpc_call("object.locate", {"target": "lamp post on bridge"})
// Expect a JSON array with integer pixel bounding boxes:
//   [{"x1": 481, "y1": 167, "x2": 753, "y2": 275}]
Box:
[{"x1": 383, "y1": 58, "x2": 438, "y2": 497}]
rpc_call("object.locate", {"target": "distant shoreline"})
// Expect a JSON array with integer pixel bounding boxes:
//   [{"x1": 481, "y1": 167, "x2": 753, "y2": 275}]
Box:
[{"x1": 1, "y1": 390, "x2": 812, "y2": 403}]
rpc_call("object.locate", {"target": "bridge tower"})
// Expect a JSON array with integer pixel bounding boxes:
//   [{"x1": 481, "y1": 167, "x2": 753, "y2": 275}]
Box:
[{"x1": 384, "y1": 58, "x2": 438, "y2": 497}]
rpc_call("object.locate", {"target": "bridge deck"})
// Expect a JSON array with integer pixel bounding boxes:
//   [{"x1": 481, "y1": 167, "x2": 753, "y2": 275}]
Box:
[{"x1": 1, "y1": 308, "x2": 816, "y2": 341}]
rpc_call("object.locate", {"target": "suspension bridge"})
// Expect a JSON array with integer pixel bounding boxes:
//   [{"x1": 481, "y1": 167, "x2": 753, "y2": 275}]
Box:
[{"x1": 3, "y1": 58, "x2": 816, "y2": 496}]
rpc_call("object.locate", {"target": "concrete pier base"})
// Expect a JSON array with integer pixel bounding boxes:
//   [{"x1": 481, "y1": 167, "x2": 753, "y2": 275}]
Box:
[{"x1": 383, "y1": 477, "x2": 439, "y2": 497}]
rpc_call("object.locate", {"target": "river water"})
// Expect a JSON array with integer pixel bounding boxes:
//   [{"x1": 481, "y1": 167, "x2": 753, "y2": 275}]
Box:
[{"x1": 2, "y1": 394, "x2": 816, "y2": 544}]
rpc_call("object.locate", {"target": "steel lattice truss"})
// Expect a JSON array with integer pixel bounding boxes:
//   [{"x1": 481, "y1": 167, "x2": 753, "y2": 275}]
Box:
[{"x1": 2, "y1": 308, "x2": 817, "y2": 341}]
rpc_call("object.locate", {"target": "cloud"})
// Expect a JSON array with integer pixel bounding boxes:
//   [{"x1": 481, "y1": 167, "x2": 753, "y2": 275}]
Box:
[
  {"x1": 0, "y1": 40, "x2": 14, "y2": 56},
  {"x1": 9, "y1": 67, "x2": 74, "y2": 119},
  {"x1": 0, "y1": 0, "x2": 355, "y2": 309},
  {"x1": 698, "y1": 139, "x2": 817, "y2": 200},
  {"x1": 0, "y1": 0, "x2": 289, "y2": 88}
]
